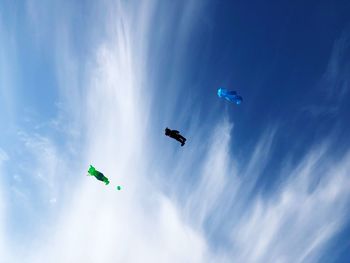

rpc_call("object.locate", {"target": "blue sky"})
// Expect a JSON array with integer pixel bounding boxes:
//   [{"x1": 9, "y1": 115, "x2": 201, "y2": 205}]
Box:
[{"x1": 1, "y1": 0, "x2": 350, "y2": 262}]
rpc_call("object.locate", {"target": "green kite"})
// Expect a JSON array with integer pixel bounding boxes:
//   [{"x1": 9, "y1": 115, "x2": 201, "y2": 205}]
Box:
[{"x1": 88, "y1": 165, "x2": 110, "y2": 185}]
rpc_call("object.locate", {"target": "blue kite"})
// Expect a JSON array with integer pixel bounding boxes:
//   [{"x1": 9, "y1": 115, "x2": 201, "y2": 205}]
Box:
[{"x1": 217, "y1": 88, "x2": 243, "y2": 105}]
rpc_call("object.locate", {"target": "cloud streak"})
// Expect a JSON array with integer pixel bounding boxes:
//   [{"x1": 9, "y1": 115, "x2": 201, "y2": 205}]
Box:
[{"x1": 302, "y1": 28, "x2": 350, "y2": 119}]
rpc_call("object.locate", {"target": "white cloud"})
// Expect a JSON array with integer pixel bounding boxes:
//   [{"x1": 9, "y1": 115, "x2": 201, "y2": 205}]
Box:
[
  {"x1": 0, "y1": 149, "x2": 10, "y2": 262},
  {"x1": 226, "y1": 149, "x2": 350, "y2": 262},
  {"x1": 324, "y1": 30, "x2": 350, "y2": 99},
  {"x1": 304, "y1": 29, "x2": 350, "y2": 118},
  {"x1": 10, "y1": 2, "x2": 211, "y2": 262},
  {"x1": 0, "y1": 148, "x2": 9, "y2": 163}
]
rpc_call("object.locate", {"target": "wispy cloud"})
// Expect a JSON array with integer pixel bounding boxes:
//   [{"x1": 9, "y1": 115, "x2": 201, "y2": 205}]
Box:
[
  {"x1": 0, "y1": 148, "x2": 10, "y2": 262},
  {"x1": 227, "y1": 146, "x2": 350, "y2": 262},
  {"x1": 302, "y1": 28, "x2": 350, "y2": 119},
  {"x1": 324, "y1": 30, "x2": 350, "y2": 100},
  {"x1": 180, "y1": 121, "x2": 350, "y2": 262}
]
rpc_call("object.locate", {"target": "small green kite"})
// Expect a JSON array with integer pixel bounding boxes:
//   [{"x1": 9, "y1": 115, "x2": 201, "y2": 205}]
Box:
[{"x1": 88, "y1": 165, "x2": 110, "y2": 185}]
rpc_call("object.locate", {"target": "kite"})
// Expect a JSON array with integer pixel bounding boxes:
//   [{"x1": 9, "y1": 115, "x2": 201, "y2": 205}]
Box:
[
  {"x1": 165, "y1": 127, "x2": 187, "y2": 146},
  {"x1": 87, "y1": 165, "x2": 110, "y2": 185},
  {"x1": 217, "y1": 88, "x2": 243, "y2": 105}
]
